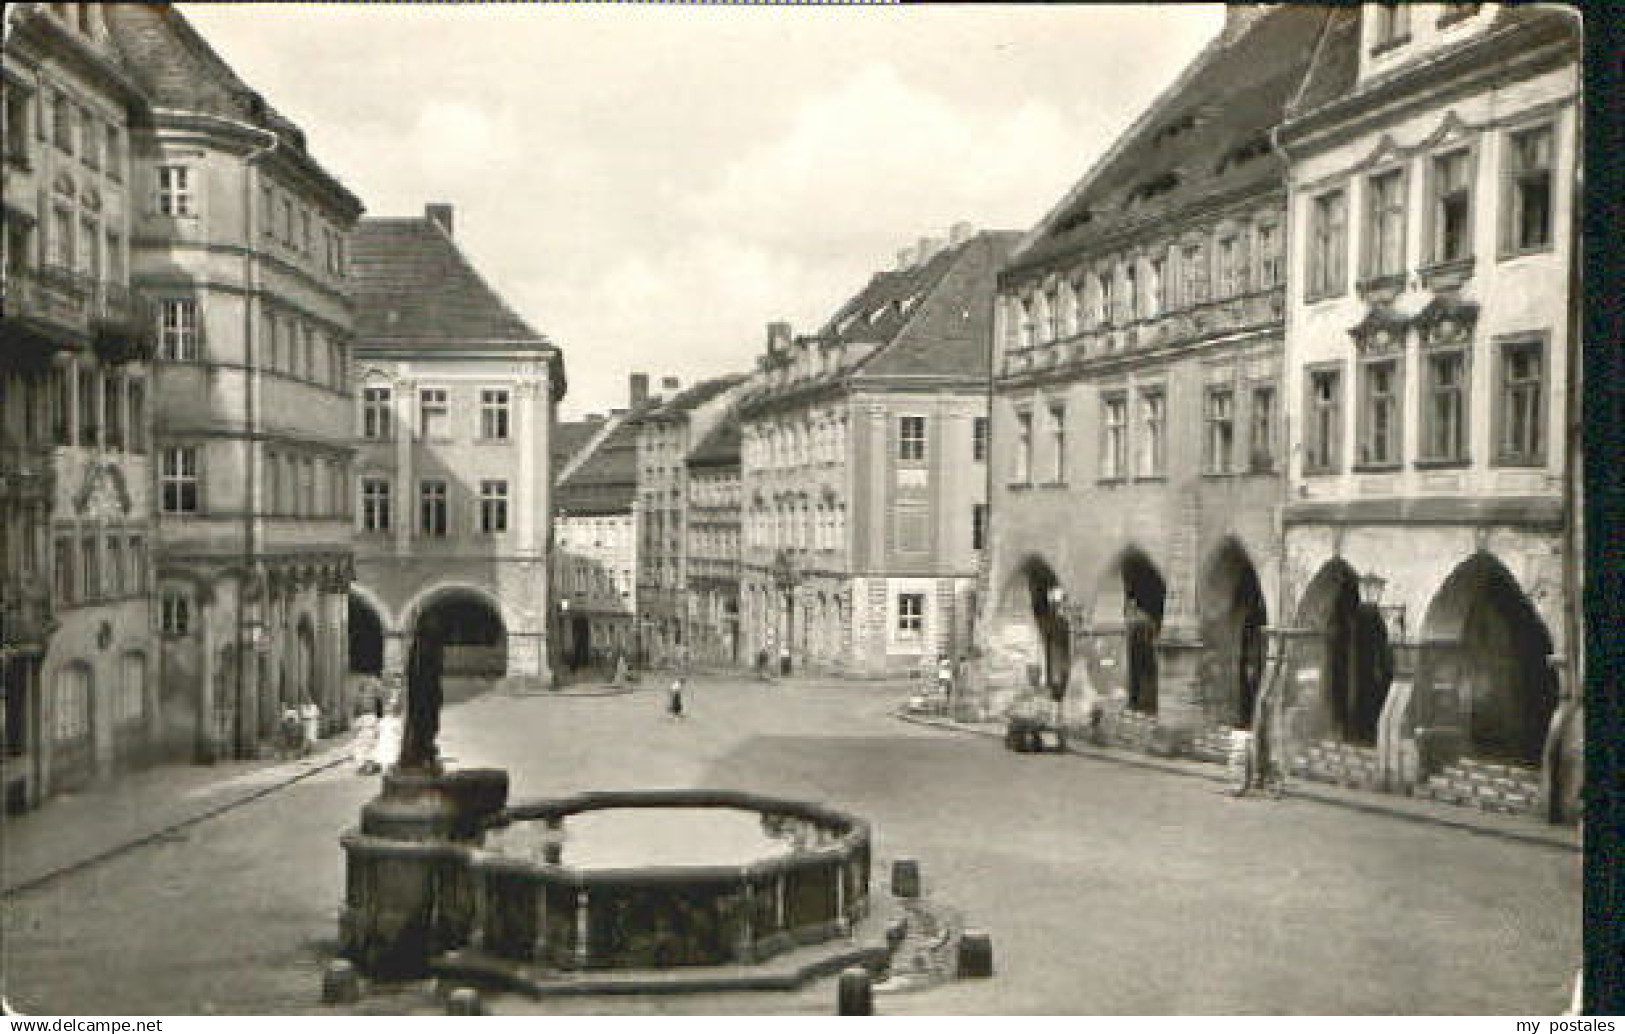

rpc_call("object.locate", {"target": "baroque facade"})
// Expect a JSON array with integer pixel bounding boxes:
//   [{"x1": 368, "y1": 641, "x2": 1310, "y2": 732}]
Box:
[
  {"x1": 2, "y1": 2, "x2": 157, "y2": 809},
  {"x1": 736, "y1": 225, "x2": 1015, "y2": 678},
  {"x1": 102, "y1": 3, "x2": 364, "y2": 762},
  {"x1": 634, "y1": 375, "x2": 744, "y2": 667},
  {"x1": 977, "y1": 6, "x2": 1325, "y2": 757},
  {"x1": 1275, "y1": 3, "x2": 1581, "y2": 819},
  {"x1": 684, "y1": 415, "x2": 744, "y2": 667},
  {"x1": 348, "y1": 204, "x2": 565, "y2": 692}
]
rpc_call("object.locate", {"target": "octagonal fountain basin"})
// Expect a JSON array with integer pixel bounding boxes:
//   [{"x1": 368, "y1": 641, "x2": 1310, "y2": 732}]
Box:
[{"x1": 469, "y1": 789, "x2": 872, "y2": 971}]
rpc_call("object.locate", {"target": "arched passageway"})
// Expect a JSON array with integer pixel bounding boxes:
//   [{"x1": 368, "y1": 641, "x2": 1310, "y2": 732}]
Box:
[
  {"x1": 348, "y1": 595, "x2": 384, "y2": 675},
  {"x1": 1296, "y1": 559, "x2": 1390, "y2": 745},
  {"x1": 1420, "y1": 554, "x2": 1556, "y2": 767},
  {"x1": 416, "y1": 590, "x2": 507, "y2": 678},
  {"x1": 986, "y1": 557, "x2": 1071, "y2": 700},
  {"x1": 1200, "y1": 539, "x2": 1268, "y2": 728},
  {"x1": 1116, "y1": 549, "x2": 1166, "y2": 715}
]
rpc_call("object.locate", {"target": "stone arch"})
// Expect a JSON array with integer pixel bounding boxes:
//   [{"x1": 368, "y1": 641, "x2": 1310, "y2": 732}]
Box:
[
  {"x1": 1294, "y1": 557, "x2": 1390, "y2": 745},
  {"x1": 987, "y1": 555, "x2": 1070, "y2": 699},
  {"x1": 1091, "y1": 546, "x2": 1167, "y2": 715},
  {"x1": 1199, "y1": 537, "x2": 1268, "y2": 729},
  {"x1": 1418, "y1": 551, "x2": 1556, "y2": 767},
  {"x1": 348, "y1": 591, "x2": 385, "y2": 676},
  {"x1": 404, "y1": 582, "x2": 511, "y2": 679},
  {"x1": 348, "y1": 581, "x2": 396, "y2": 633}
]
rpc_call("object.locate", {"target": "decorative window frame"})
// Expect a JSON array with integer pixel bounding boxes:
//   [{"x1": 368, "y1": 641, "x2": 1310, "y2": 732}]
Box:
[
  {"x1": 1498, "y1": 117, "x2": 1560, "y2": 261},
  {"x1": 1349, "y1": 311, "x2": 1408, "y2": 471},
  {"x1": 1359, "y1": 162, "x2": 1410, "y2": 289},
  {"x1": 1420, "y1": 133, "x2": 1481, "y2": 284},
  {"x1": 1302, "y1": 360, "x2": 1346, "y2": 475},
  {"x1": 1305, "y1": 185, "x2": 1349, "y2": 302},
  {"x1": 1413, "y1": 296, "x2": 1480, "y2": 467},
  {"x1": 1490, "y1": 330, "x2": 1550, "y2": 468},
  {"x1": 1098, "y1": 389, "x2": 1129, "y2": 483}
]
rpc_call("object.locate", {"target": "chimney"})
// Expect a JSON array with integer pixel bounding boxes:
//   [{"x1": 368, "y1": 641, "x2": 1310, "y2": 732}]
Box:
[
  {"x1": 766, "y1": 321, "x2": 793, "y2": 354},
  {"x1": 629, "y1": 372, "x2": 649, "y2": 407},
  {"x1": 948, "y1": 221, "x2": 975, "y2": 247},
  {"x1": 425, "y1": 203, "x2": 454, "y2": 237},
  {"x1": 896, "y1": 247, "x2": 916, "y2": 271},
  {"x1": 916, "y1": 236, "x2": 943, "y2": 265},
  {"x1": 660, "y1": 376, "x2": 681, "y2": 398}
]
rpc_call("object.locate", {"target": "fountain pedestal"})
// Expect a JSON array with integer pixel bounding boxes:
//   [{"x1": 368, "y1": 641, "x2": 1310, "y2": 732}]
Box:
[{"x1": 340, "y1": 765, "x2": 508, "y2": 977}]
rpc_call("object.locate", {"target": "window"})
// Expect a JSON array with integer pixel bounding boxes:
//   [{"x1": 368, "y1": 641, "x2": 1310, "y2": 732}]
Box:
[
  {"x1": 261, "y1": 185, "x2": 275, "y2": 236},
  {"x1": 1013, "y1": 410, "x2": 1033, "y2": 483},
  {"x1": 1047, "y1": 403, "x2": 1067, "y2": 483},
  {"x1": 1371, "y1": 2, "x2": 1411, "y2": 48},
  {"x1": 1137, "y1": 389, "x2": 1165, "y2": 477},
  {"x1": 897, "y1": 593, "x2": 924, "y2": 635},
  {"x1": 49, "y1": 206, "x2": 73, "y2": 269},
  {"x1": 52, "y1": 92, "x2": 72, "y2": 152},
  {"x1": 161, "y1": 446, "x2": 199, "y2": 513},
  {"x1": 972, "y1": 416, "x2": 989, "y2": 463},
  {"x1": 1147, "y1": 257, "x2": 1165, "y2": 317},
  {"x1": 161, "y1": 590, "x2": 190, "y2": 636},
  {"x1": 1180, "y1": 243, "x2": 1206, "y2": 307},
  {"x1": 160, "y1": 298, "x2": 199, "y2": 361},
  {"x1": 1505, "y1": 125, "x2": 1554, "y2": 253},
  {"x1": 1496, "y1": 337, "x2": 1545, "y2": 465},
  {"x1": 128, "y1": 379, "x2": 145, "y2": 453},
  {"x1": 54, "y1": 667, "x2": 91, "y2": 743},
  {"x1": 419, "y1": 388, "x2": 448, "y2": 439},
  {"x1": 1043, "y1": 285, "x2": 1061, "y2": 341},
  {"x1": 1216, "y1": 237, "x2": 1241, "y2": 298},
  {"x1": 1097, "y1": 272, "x2": 1115, "y2": 326},
  {"x1": 1249, "y1": 383, "x2": 1276, "y2": 472},
  {"x1": 54, "y1": 538, "x2": 73, "y2": 603},
  {"x1": 301, "y1": 209, "x2": 312, "y2": 254},
  {"x1": 1422, "y1": 350, "x2": 1468, "y2": 462},
  {"x1": 105, "y1": 227, "x2": 122, "y2": 282},
  {"x1": 157, "y1": 165, "x2": 192, "y2": 217},
  {"x1": 281, "y1": 196, "x2": 294, "y2": 245},
  {"x1": 480, "y1": 479, "x2": 509, "y2": 534},
  {"x1": 1101, "y1": 394, "x2": 1127, "y2": 480},
  {"x1": 80, "y1": 536, "x2": 97, "y2": 601},
  {"x1": 128, "y1": 536, "x2": 145, "y2": 593},
  {"x1": 1358, "y1": 359, "x2": 1402, "y2": 467},
  {"x1": 363, "y1": 387, "x2": 393, "y2": 439},
  {"x1": 1018, "y1": 297, "x2": 1037, "y2": 348},
  {"x1": 1204, "y1": 387, "x2": 1235, "y2": 474},
  {"x1": 1122, "y1": 265, "x2": 1138, "y2": 322},
  {"x1": 103, "y1": 372, "x2": 123, "y2": 450},
  {"x1": 480, "y1": 389, "x2": 511, "y2": 441},
  {"x1": 1308, "y1": 190, "x2": 1348, "y2": 298},
  {"x1": 1431, "y1": 149, "x2": 1473, "y2": 264},
  {"x1": 106, "y1": 535, "x2": 123, "y2": 596},
  {"x1": 301, "y1": 324, "x2": 315, "y2": 380},
  {"x1": 972, "y1": 503, "x2": 988, "y2": 552},
  {"x1": 78, "y1": 215, "x2": 98, "y2": 277},
  {"x1": 4, "y1": 82, "x2": 30, "y2": 167},
  {"x1": 361, "y1": 477, "x2": 391, "y2": 532},
  {"x1": 898, "y1": 415, "x2": 926, "y2": 461},
  {"x1": 77, "y1": 367, "x2": 96, "y2": 444},
  {"x1": 419, "y1": 479, "x2": 448, "y2": 537},
  {"x1": 79, "y1": 108, "x2": 97, "y2": 168},
  {"x1": 1306, "y1": 367, "x2": 1343, "y2": 472},
  {"x1": 300, "y1": 458, "x2": 316, "y2": 516},
  {"x1": 1364, "y1": 169, "x2": 1406, "y2": 278},
  {"x1": 1257, "y1": 224, "x2": 1283, "y2": 286}
]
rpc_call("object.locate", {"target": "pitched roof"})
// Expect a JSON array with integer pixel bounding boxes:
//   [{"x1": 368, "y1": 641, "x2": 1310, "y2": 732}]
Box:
[
  {"x1": 735, "y1": 230, "x2": 1018, "y2": 417},
  {"x1": 350, "y1": 217, "x2": 548, "y2": 349},
  {"x1": 101, "y1": 4, "x2": 361, "y2": 216},
  {"x1": 645, "y1": 374, "x2": 746, "y2": 423},
  {"x1": 552, "y1": 417, "x2": 606, "y2": 470},
  {"x1": 1006, "y1": 6, "x2": 1335, "y2": 276},
  {"x1": 555, "y1": 403, "x2": 657, "y2": 514},
  {"x1": 687, "y1": 416, "x2": 741, "y2": 470}
]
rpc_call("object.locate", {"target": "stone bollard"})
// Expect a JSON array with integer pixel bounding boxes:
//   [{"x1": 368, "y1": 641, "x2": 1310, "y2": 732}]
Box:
[
  {"x1": 446, "y1": 988, "x2": 483, "y2": 1016},
  {"x1": 890, "y1": 858, "x2": 921, "y2": 898},
  {"x1": 957, "y1": 929, "x2": 994, "y2": 979},
  {"x1": 837, "y1": 966, "x2": 874, "y2": 1015},
  {"x1": 321, "y1": 959, "x2": 361, "y2": 1004},
  {"x1": 885, "y1": 917, "x2": 908, "y2": 953}
]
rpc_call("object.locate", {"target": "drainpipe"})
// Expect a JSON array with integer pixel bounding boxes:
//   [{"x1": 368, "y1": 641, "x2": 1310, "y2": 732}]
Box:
[{"x1": 1551, "y1": 75, "x2": 1583, "y2": 825}]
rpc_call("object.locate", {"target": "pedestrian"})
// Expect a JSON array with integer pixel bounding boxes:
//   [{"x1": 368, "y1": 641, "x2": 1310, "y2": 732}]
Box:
[
  {"x1": 278, "y1": 703, "x2": 303, "y2": 760},
  {"x1": 756, "y1": 647, "x2": 771, "y2": 682},
  {"x1": 354, "y1": 696, "x2": 382, "y2": 775},
  {"x1": 299, "y1": 698, "x2": 322, "y2": 756},
  {"x1": 375, "y1": 690, "x2": 403, "y2": 772},
  {"x1": 667, "y1": 675, "x2": 686, "y2": 720}
]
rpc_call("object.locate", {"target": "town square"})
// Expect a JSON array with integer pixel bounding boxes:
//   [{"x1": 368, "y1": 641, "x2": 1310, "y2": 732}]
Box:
[{"x1": 0, "y1": 1, "x2": 1610, "y2": 1018}]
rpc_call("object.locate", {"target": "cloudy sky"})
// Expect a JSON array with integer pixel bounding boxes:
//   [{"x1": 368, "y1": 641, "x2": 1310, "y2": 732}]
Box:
[{"x1": 183, "y1": 3, "x2": 1224, "y2": 418}]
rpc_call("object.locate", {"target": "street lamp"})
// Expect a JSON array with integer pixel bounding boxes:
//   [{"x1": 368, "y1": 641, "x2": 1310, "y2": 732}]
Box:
[{"x1": 1357, "y1": 571, "x2": 1406, "y2": 643}]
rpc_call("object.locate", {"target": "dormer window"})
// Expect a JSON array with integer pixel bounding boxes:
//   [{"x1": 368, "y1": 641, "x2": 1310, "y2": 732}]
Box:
[{"x1": 1370, "y1": 2, "x2": 1411, "y2": 52}]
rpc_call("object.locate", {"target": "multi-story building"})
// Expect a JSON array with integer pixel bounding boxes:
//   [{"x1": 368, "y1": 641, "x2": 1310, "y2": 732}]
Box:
[
  {"x1": 101, "y1": 3, "x2": 364, "y2": 761},
  {"x1": 348, "y1": 204, "x2": 565, "y2": 692},
  {"x1": 2, "y1": 2, "x2": 156, "y2": 809},
  {"x1": 553, "y1": 384, "x2": 657, "y2": 671},
  {"x1": 1275, "y1": 3, "x2": 1581, "y2": 819},
  {"x1": 975, "y1": 6, "x2": 1329, "y2": 754},
  {"x1": 736, "y1": 224, "x2": 1016, "y2": 678},
  {"x1": 685, "y1": 414, "x2": 744, "y2": 667},
  {"x1": 634, "y1": 374, "x2": 744, "y2": 666}
]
